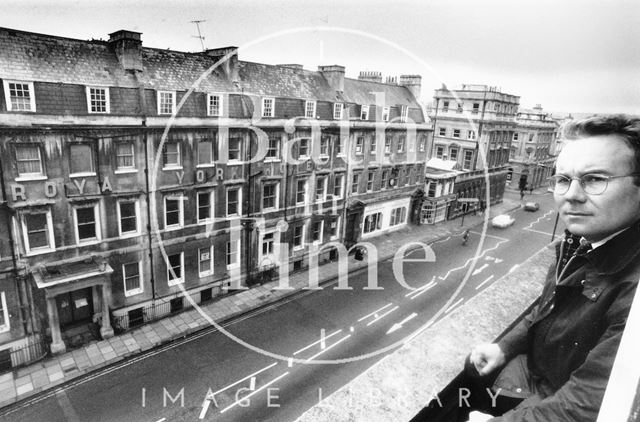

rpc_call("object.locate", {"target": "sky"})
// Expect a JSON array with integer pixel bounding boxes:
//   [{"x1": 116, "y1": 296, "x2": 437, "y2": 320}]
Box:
[{"x1": 1, "y1": 0, "x2": 639, "y2": 115}]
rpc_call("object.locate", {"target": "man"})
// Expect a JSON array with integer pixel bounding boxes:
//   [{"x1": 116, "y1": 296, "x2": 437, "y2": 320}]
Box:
[{"x1": 466, "y1": 115, "x2": 640, "y2": 421}]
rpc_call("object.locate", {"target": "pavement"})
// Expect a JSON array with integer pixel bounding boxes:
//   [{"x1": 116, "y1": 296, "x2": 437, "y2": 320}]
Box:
[{"x1": 0, "y1": 193, "x2": 527, "y2": 411}]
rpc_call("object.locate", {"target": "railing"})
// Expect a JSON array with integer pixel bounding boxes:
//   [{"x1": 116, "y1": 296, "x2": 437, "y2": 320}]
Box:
[
  {"x1": 111, "y1": 297, "x2": 183, "y2": 333},
  {"x1": 0, "y1": 335, "x2": 49, "y2": 374}
]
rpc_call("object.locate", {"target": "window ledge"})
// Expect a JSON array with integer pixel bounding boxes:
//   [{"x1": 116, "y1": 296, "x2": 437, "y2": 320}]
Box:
[
  {"x1": 168, "y1": 279, "x2": 185, "y2": 286},
  {"x1": 164, "y1": 226, "x2": 183, "y2": 232},
  {"x1": 25, "y1": 247, "x2": 55, "y2": 257},
  {"x1": 70, "y1": 172, "x2": 97, "y2": 178},
  {"x1": 115, "y1": 169, "x2": 138, "y2": 175},
  {"x1": 118, "y1": 231, "x2": 140, "y2": 239},
  {"x1": 124, "y1": 289, "x2": 143, "y2": 297},
  {"x1": 196, "y1": 164, "x2": 216, "y2": 169},
  {"x1": 162, "y1": 166, "x2": 183, "y2": 171},
  {"x1": 15, "y1": 175, "x2": 48, "y2": 182}
]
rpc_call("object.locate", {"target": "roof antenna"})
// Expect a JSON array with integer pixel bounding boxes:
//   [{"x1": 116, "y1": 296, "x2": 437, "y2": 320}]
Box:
[{"x1": 191, "y1": 20, "x2": 206, "y2": 52}]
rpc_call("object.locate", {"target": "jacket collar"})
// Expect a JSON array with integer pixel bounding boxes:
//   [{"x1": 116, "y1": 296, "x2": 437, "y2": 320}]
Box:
[{"x1": 583, "y1": 220, "x2": 640, "y2": 275}]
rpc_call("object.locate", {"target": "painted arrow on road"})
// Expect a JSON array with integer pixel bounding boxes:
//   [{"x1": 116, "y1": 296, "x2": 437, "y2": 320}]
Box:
[
  {"x1": 386, "y1": 313, "x2": 418, "y2": 335},
  {"x1": 472, "y1": 263, "x2": 489, "y2": 276}
]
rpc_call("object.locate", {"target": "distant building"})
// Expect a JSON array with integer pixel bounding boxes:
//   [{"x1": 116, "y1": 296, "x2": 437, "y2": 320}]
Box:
[
  {"x1": 0, "y1": 27, "x2": 431, "y2": 356},
  {"x1": 508, "y1": 105, "x2": 559, "y2": 190},
  {"x1": 429, "y1": 84, "x2": 519, "y2": 218}
]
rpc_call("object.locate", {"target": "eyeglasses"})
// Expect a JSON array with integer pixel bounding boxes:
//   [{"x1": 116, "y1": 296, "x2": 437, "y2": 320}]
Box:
[{"x1": 548, "y1": 173, "x2": 640, "y2": 195}]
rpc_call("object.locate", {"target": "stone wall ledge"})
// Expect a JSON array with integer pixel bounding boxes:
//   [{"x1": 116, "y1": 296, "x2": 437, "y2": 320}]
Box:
[{"x1": 296, "y1": 243, "x2": 555, "y2": 422}]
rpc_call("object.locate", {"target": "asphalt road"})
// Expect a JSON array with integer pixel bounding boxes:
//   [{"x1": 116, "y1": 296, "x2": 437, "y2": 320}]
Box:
[{"x1": 1, "y1": 192, "x2": 562, "y2": 422}]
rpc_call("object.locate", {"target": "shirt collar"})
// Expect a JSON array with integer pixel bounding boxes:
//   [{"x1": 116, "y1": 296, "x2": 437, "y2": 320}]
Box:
[{"x1": 587, "y1": 227, "x2": 630, "y2": 250}]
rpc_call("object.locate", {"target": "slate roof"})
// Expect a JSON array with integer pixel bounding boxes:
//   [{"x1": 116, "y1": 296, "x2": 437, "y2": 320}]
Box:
[{"x1": 0, "y1": 26, "x2": 422, "y2": 110}]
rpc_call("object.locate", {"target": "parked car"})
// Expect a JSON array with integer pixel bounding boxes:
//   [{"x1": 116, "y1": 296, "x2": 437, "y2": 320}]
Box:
[
  {"x1": 492, "y1": 214, "x2": 515, "y2": 228},
  {"x1": 524, "y1": 202, "x2": 540, "y2": 212}
]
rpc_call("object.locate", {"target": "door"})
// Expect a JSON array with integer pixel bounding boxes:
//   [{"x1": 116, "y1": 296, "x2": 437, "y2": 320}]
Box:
[{"x1": 56, "y1": 288, "x2": 94, "y2": 327}]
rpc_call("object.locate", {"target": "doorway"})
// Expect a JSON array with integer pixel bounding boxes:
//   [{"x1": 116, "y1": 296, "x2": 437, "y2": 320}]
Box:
[{"x1": 56, "y1": 287, "x2": 94, "y2": 327}]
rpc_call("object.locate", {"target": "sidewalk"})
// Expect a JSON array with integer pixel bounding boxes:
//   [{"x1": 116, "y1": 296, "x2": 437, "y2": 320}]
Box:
[{"x1": 0, "y1": 197, "x2": 521, "y2": 410}]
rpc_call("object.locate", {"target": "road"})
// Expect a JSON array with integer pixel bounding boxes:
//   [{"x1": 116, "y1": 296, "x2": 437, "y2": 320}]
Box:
[{"x1": 1, "y1": 192, "x2": 562, "y2": 422}]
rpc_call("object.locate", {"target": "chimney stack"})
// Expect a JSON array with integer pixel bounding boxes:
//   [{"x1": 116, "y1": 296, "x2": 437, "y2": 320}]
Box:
[
  {"x1": 358, "y1": 71, "x2": 382, "y2": 83},
  {"x1": 399, "y1": 74, "x2": 422, "y2": 100},
  {"x1": 318, "y1": 65, "x2": 345, "y2": 93},
  {"x1": 386, "y1": 76, "x2": 398, "y2": 85},
  {"x1": 205, "y1": 47, "x2": 239, "y2": 82},
  {"x1": 108, "y1": 30, "x2": 143, "y2": 71}
]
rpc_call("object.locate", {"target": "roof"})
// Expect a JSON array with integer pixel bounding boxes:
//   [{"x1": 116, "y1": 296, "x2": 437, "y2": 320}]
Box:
[
  {"x1": 426, "y1": 157, "x2": 460, "y2": 171},
  {"x1": 343, "y1": 78, "x2": 418, "y2": 107}
]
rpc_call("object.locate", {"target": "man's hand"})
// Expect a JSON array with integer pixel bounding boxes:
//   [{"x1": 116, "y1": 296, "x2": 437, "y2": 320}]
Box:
[
  {"x1": 470, "y1": 343, "x2": 506, "y2": 376},
  {"x1": 468, "y1": 410, "x2": 493, "y2": 421}
]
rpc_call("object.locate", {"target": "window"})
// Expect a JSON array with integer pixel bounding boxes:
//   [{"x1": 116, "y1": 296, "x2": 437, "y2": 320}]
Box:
[
  {"x1": 361, "y1": 105, "x2": 369, "y2": 120},
  {"x1": 198, "y1": 246, "x2": 214, "y2": 277},
  {"x1": 208, "y1": 94, "x2": 222, "y2": 116},
  {"x1": 0, "y1": 292, "x2": 9, "y2": 333},
  {"x1": 333, "y1": 103, "x2": 343, "y2": 119},
  {"x1": 382, "y1": 106, "x2": 390, "y2": 122},
  {"x1": 453, "y1": 129, "x2": 461, "y2": 139},
  {"x1": 293, "y1": 225, "x2": 305, "y2": 249},
  {"x1": 261, "y1": 232, "x2": 275, "y2": 257},
  {"x1": 157, "y1": 91, "x2": 175, "y2": 115},
  {"x1": 397, "y1": 136, "x2": 405, "y2": 153},
  {"x1": 370, "y1": 137, "x2": 377, "y2": 155},
  {"x1": 320, "y1": 136, "x2": 330, "y2": 156},
  {"x1": 262, "y1": 183, "x2": 278, "y2": 210},
  {"x1": 197, "y1": 191, "x2": 213, "y2": 223},
  {"x1": 15, "y1": 145, "x2": 44, "y2": 178},
  {"x1": 463, "y1": 149, "x2": 474, "y2": 170},
  {"x1": 167, "y1": 253, "x2": 184, "y2": 285},
  {"x1": 472, "y1": 102, "x2": 480, "y2": 113},
  {"x1": 163, "y1": 141, "x2": 181, "y2": 168},
  {"x1": 3, "y1": 80, "x2": 35, "y2": 112},
  {"x1": 435, "y1": 145, "x2": 444, "y2": 159},
  {"x1": 427, "y1": 182, "x2": 437, "y2": 197},
  {"x1": 419, "y1": 136, "x2": 426, "y2": 152},
  {"x1": 198, "y1": 138, "x2": 215, "y2": 166},
  {"x1": 164, "y1": 195, "x2": 184, "y2": 229},
  {"x1": 456, "y1": 103, "x2": 463, "y2": 113},
  {"x1": 467, "y1": 130, "x2": 476, "y2": 140},
  {"x1": 226, "y1": 240, "x2": 240, "y2": 268},
  {"x1": 262, "y1": 98, "x2": 274, "y2": 117},
  {"x1": 333, "y1": 174, "x2": 344, "y2": 198},
  {"x1": 363, "y1": 212, "x2": 383, "y2": 233},
  {"x1": 70, "y1": 144, "x2": 95, "y2": 175},
  {"x1": 400, "y1": 105, "x2": 409, "y2": 122},
  {"x1": 351, "y1": 173, "x2": 360, "y2": 194},
  {"x1": 442, "y1": 101, "x2": 449, "y2": 112},
  {"x1": 305, "y1": 100, "x2": 316, "y2": 118},
  {"x1": 315, "y1": 176, "x2": 327, "y2": 201},
  {"x1": 384, "y1": 136, "x2": 392, "y2": 154},
  {"x1": 311, "y1": 221, "x2": 324, "y2": 244},
  {"x1": 22, "y1": 211, "x2": 54, "y2": 253},
  {"x1": 86, "y1": 87, "x2": 110, "y2": 113},
  {"x1": 355, "y1": 137, "x2": 364, "y2": 155},
  {"x1": 266, "y1": 137, "x2": 280, "y2": 160},
  {"x1": 438, "y1": 127, "x2": 446, "y2": 137},
  {"x1": 228, "y1": 137, "x2": 242, "y2": 161},
  {"x1": 116, "y1": 142, "x2": 136, "y2": 170},
  {"x1": 513, "y1": 133, "x2": 519, "y2": 141},
  {"x1": 123, "y1": 262, "x2": 143, "y2": 296},
  {"x1": 390, "y1": 207, "x2": 407, "y2": 226},
  {"x1": 335, "y1": 137, "x2": 344, "y2": 155},
  {"x1": 296, "y1": 179, "x2": 307, "y2": 204},
  {"x1": 225, "y1": 187, "x2": 242, "y2": 216},
  {"x1": 299, "y1": 138, "x2": 310, "y2": 158},
  {"x1": 366, "y1": 172, "x2": 374, "y2": 192},
  {"x1": 330, "y1": 216, "x2": 341, "y2": 240},
  {"x1": 450, "y1": 148, "x2": 459, "y2": 161},
  {"x1": 381, "y1": 170, "x2": 389, "y2": 189},
  {"x1": 494, "y1": 103, "x2": 500, "y2": 112},
  {"x1": 118, "y1": 200, "x2": 139, "y2": 236},
  {"x1": 74, "y1": 204, "x2": 100, "y2": 244}
]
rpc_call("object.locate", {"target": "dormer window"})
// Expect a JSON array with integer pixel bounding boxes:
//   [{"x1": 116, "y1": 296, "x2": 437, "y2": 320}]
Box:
[
  {"x1": 158, "y1": 91, "x2": 176, "y2": 115},
  {"x1": 208, "y1": 94, "x2": 222, "y2": 116},
  {"x1": 305, "y1": 100, "x2": 316, "y2": 118},
  {"x1": 86, "y1": 87, "x2": 110, "y2": 113},
  {"x1": 262, "y1": 98, "x2": 275, "y2": 117},
  {"x1": 360, "y1": 105, "x2": 369, "y2": 120},
  {"x1": 333, "y1": 103, "x2": 343, "y2": 120},
  {"x1": 3, "y1": 80, "x2": 36, "y2": 112},
  {"x1": 382, "y1": 106, "x2": 390, "y2": 122}
]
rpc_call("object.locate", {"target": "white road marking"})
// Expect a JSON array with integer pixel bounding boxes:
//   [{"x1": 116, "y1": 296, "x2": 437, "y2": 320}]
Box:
[
  {"x1": 445, "y1": 298, "x2": 464, "y2": 314},
  {"x1": 509, "y1": 264, "x2": 519, "y2": 274},
  {"x1": 210, "y1": 362, "x2": 278, "y2": 396},
  {"x1": 524, "y1": 210, "x2": 555, "y2": 230},
  {"x1": 305, "y1": 335, "x2": 352, "y2": 362},
  {"x1": 249, "y1": 377, "x2": 256, "y2": 391},
  {"x1": 288, "y1": 357, "x2": 293, "y2": 367},
  {"x1": 357, "y1": 303, "x2": 393, "y2": 322},
  {"x1": 405, "y1": 277, "x2": 436, "y2": 297},
  {"x1": 472, "y1": 263, "x2": 489, "y2": 276},
  {"x1": 320, "y1": 328, "x2": 326, "y2": 350},
  {"x1": 220, "y1": 372, "x2": 290, "y2": 413},
  {"x1": 198, "y1": 400, "x2": 211, "y2": 419},
  {"x1": 366, "y1": 306, "x2": 399, "y2": 326},
  {"x1": 407, "y1": 281, "x2": 438, "y2": 300},
  {"x1": 293, "y1": 329, "x2": 342, "y2": 355},
  {"x1": 386, "y1": 313, "x2": 418, "y2": 334},
  {"x1": 475, "y1": 275, "x2": 495, "y2": 290},
  {"x1": 524, "y1": 227, "x2": 560, "y2": 237},
  {"x1": 156, "y1": 419, "x2": 167, "y2": 422}
]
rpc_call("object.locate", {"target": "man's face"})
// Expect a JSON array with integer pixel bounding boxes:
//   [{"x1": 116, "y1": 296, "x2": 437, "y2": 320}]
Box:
[{"x1": 554, "y1": 135, "x2": 640, "y2": 242}]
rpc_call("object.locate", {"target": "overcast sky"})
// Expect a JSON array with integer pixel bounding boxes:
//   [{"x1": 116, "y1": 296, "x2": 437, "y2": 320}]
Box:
[{"x1": 2, "y1": 0, "x2": 638, "y2": 114}]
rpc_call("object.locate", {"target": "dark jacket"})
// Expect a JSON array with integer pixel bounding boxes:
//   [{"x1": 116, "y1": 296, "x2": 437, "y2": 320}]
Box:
[{"x1": 491, "y1": 222, "x2": 640, "y2": 421}]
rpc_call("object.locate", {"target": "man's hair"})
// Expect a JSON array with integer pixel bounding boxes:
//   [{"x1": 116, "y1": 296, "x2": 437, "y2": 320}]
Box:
[{"x1": 561, "y1": 114, "x2": 640, "y2": 185}]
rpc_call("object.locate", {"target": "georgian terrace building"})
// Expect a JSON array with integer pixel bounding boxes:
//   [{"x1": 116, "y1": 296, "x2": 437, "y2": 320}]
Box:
[{"x1": 0, "y1": 27, "x2": 431, "y2": 355}]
